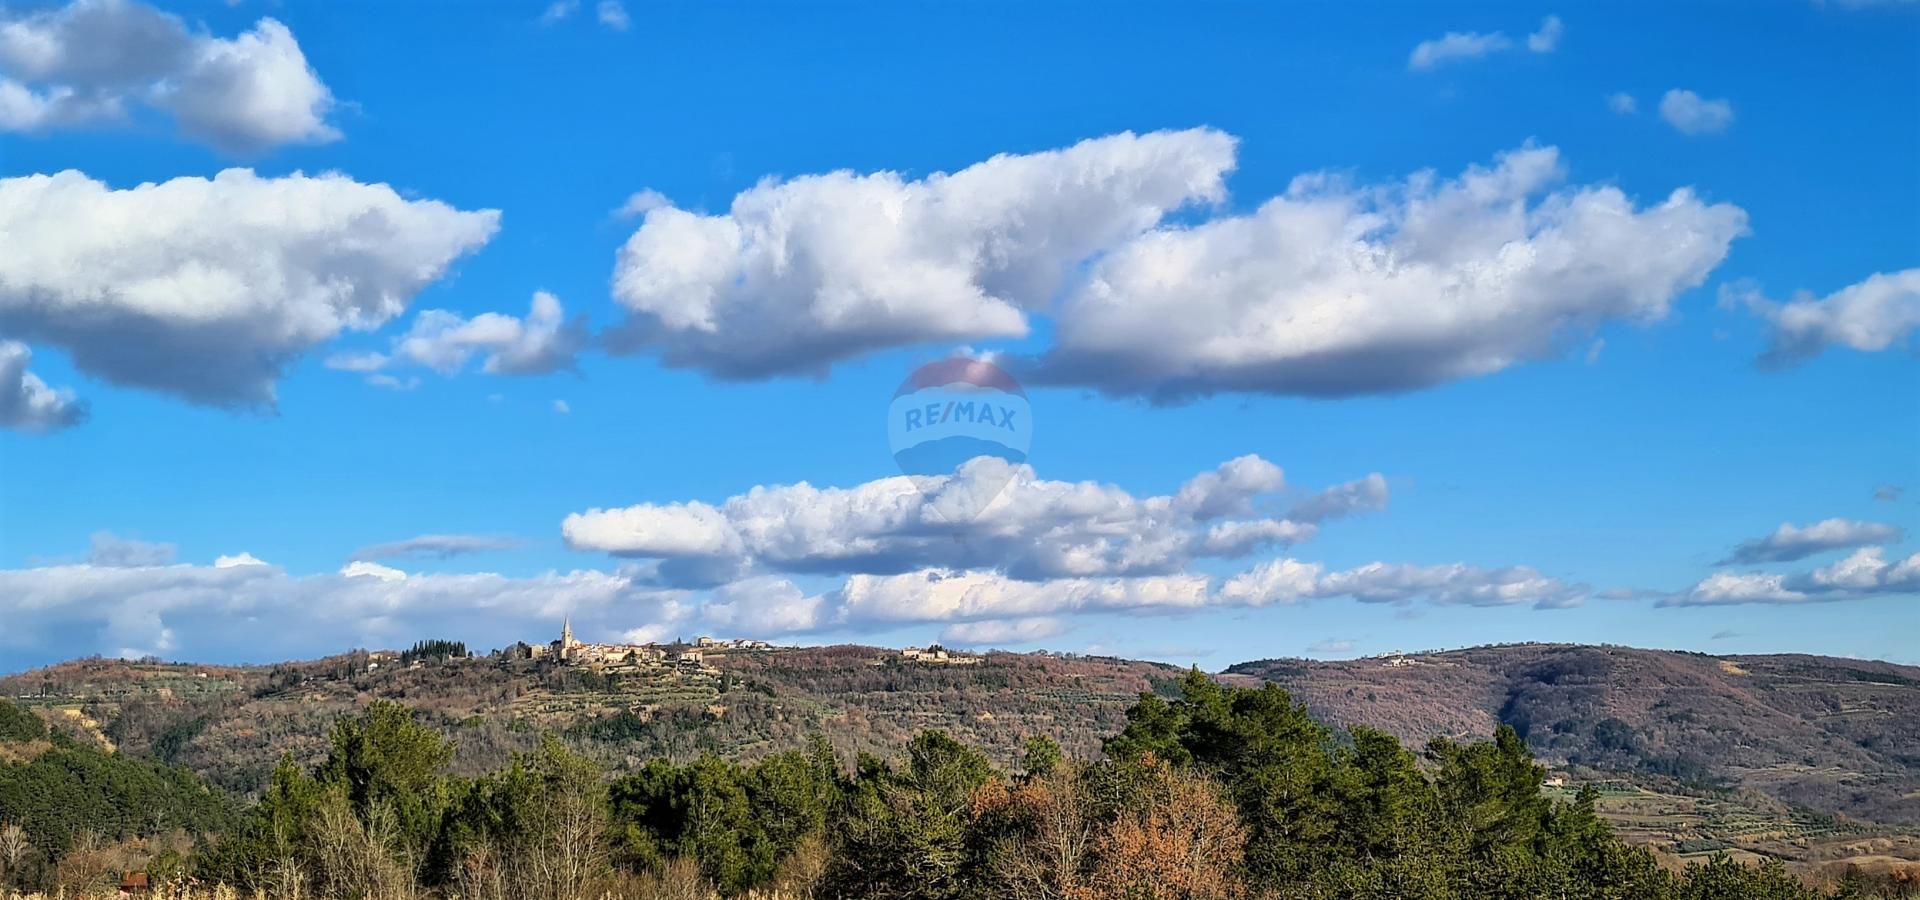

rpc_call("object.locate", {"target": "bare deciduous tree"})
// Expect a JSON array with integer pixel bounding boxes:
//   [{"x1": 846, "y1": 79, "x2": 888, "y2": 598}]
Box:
[
  {"x1": 986, "y1": 766, "x2": 1099, "y2": 900},
  {"x1": 0, "y1": 821, "x2": 27, "y2": 888}
]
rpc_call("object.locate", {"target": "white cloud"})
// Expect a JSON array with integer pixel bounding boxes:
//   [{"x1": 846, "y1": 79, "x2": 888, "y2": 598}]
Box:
[
  {"x1": 1306, "y1": 637, "x2": 1356, "y2": 654},
  {"x1": 608, "y1": 134, "x2": 1744, "y2": 401},
  {"x1": 563, "y1": 455, "x2": 1374, "y2": 583},
  {"x1": 596, "y1": 0, "x2": 629, "y2": 30},
  {"x1": 0, "y1": 77, "x2": 118, "y2": 130},
  {"x1": 1408, "y1": 30, "x2": 1513, "y2": 70},
  {"x1": 349, "y1": 533, "x2": 523, "y2": 561},
  {"x1": 1220, "y1": 558, "x2": 1588, "y2": 609},
  {"x1": 1719, "y1": 518, "x2": 1904, "y2": 564},
  {"x1": 727, "y1": 554, "x2": 1588, "y2": 637},
  {"x1": 552, "y1": 398, "x2": 571, "y2": 414},
  {"x1": 616, "y1": 188, "x2": 670, "y2": 218},
  {"x1": 836, "y1": 569, "x2": 1214, "y2": 625},
  {"x1": 0, "y1": 0, "x2": 338, "y2": 152},
  {"x1": 2, "y1": 515, "x2": 1594, "y2": 660},
  {"x1": 940, "y1": 617, "x2": 1069, "y2": 646},
  {"x1": 155, "y1": 19, "x2": 337, "y2": 153},
  {"x1": 0, "y1": 169, "x2": 498, "y2": 408},
  {"x1": 86, "y1": 532, "x2": 175, "y2": 567},
  {"x1": 607, "y1": 128, "x2": 1236, "y2": 377},
  {"x1": 1728, "y1": 269, "x2": 1920, "y2": 365},
  {"x1": 1526, "y1": 16, "x2": 1564, "y2": 53},
  {"x1": 0, "y1": 555, "x2": 681, "y2": 662},
  {"x1": 1032, "y1": 144, "x2": 1747, "y2": 399},
  {"x1": 1607, "y1": 92, "x2": 1637, "y2": 114},
  {"x1": 699, "y1": 577, "x2": 825, "y2": 636},
  {"x1": 340, "y1": 560, "x2": 406, "y2": 581},
  {"x1": 0, "y1": 339, "x2": 85, "y2": 432},
  {"x1": 1669, "y1": 547, "x2": 1920, "y2": 606},
  {"x1": 539, "y1": 0, "x2": 579, "y2": 24},
  {"x1": 387, "y1": 291, "x2": 587, "y2": 376},
  {"x1": 1659, "y1": 89, "x2": 1735, "y2": 135}
]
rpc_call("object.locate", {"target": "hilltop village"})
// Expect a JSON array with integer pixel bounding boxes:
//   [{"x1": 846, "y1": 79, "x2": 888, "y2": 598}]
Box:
[
  {"x1": 368, "y1": 620, "x2": 984, "y2": 676},
  {"x1": 492, "y1": 619, "x2": 770, "y2": 675}
]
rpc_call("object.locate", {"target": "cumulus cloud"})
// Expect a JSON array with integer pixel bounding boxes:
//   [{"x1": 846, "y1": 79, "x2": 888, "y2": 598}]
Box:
[
  {"x1": 1408, "y1": 30, "x2": 1512, "y2": 70},
  {"x1": 1031, "y1": 144, "x2": 1747, "y2": 400},
  {"x1": 940, "y1": 617, "x2": 1070, "y2": 647},
  {"x1": 1220, "y1": 558, "x2": 1588, "y2": 609},
  {"x1": 1728, "y1": 269, "x2": 1920, "y2": 366},
  {"x1": 0, "y1": 554, "x2": 681, "y2": 662},
  {"x1": 1607, "y1": 92, "x2": 1637, "y2": 114},
  {"x1": 0, "y1": 0, "x2": 338, "y2": 152},
  {"x1": 348, "y1": 533, "x2": 524, "y2": 562},
  {"x1": 326, "y1": 291, "x2": 590, "y2": 385},
  {"x1": 1875, "y1": 485, "x2": 1904, "y2": 502},
  {"x1": 706, "y1": 553, "x2": 1587, "y2": 637},
  {"x1": 1403, "y1": 16, "x2": 1567, "y2": 70},
  {"x1": 1719, "y1": 518, "x2": 1904, "y2": 564},
  {"x1": 607, "y1": 135, "x2": 1743, "y2": 401},
  {"x1": 1669, "y1": 547, "x2": 1920, "y2": 606},
  {"x1": 564, "y1": 455, "x2": 1378, "y2": 583},
  {"x1": 387, "y1": 291, "x2": 587, "y2": 376},
  {"x1": 0, "y1": 169, "x2": 499, "y2": 408},
  {"x1": 1659, "y1": 89, "x2": 1735, "y2": 135},
  {"x1": 2, "y1": 516, "x2": 1589, "y2": 660},
  {"x1": 606, "y1": 128, "x2": 1236, "y2": 378},
  {"x1": 616, "y1": 189, "x2": 670, "y2": 219},
  {"x1": 339, "y1": 560, "x2": 406, "y2": 582},
  {"x1": 647, "y1": 553, "x2": 1588, "y2": 639},
  {"x1": 538, "y1": 0, "x2": 578, "y2": 24},
  {"x1": 1526, "y1": 16, "x2": 1564, "y2": 53},
  {"x1": 699, "y1": 577, "x2": 825, "y2": 636},
  {"x1": 0, "y1": 340, "x2": 85, "y2": 432},
  {"x1": 834, "y1": 569, "x2": 1214, "y2": 626}
]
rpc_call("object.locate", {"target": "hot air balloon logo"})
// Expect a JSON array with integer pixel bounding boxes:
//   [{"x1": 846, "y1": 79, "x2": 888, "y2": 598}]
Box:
[{"x1": 886, "y1": 357, "x2": 1033, "y2": 521}]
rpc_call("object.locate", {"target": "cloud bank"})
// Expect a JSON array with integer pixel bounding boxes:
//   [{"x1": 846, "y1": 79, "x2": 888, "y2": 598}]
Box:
[
  {"x1": 607, "y1": 134, "x2": 1745, "y2": 401},
  {"x1": 0, "y1": 0, "x2": 338, "y2": 152},
  {"x1": 563, "y1": 456, "x2": 1379, "y2": 584},
  {"x1": 1672, "y1": 547, "x2": 1920, "y2": 606},
  {"x1": 0, "y1": 169, "x2": 499, "y2": 407},
  {"x1": 608, "y1": 128, "x2": 1237, "y2": 378}
]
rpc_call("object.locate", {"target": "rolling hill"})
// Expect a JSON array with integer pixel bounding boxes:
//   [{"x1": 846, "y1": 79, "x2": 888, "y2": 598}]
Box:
[
  {"x1": 3, "y1": 641, "x2": 1915, "y2": 834},
  {"x1": 1227, "y1": 644, "x2": 1920, "y2": 826}
]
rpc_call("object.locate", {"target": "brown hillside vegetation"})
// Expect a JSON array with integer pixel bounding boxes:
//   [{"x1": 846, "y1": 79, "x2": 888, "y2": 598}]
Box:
[
  {"x1": 4, "y1": 641, "x2": 1916, "y2": 841},
  {"x1": 0, "y1": 647, "x2": 1180, "y2": 798},
  {"x1": 1225, "y1": 644, "x2": 1920, "y2": 826}
]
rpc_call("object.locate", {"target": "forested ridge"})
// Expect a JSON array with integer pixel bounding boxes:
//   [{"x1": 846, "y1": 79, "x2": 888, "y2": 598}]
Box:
[{"x1": 3, "y1": 673, "x2": 1913, "y2": 899}]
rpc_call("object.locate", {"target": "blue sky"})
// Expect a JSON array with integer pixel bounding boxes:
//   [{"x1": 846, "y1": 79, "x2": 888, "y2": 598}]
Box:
[{"x1": 0, "y1": 0, "x2": 1916, "y2": 672}]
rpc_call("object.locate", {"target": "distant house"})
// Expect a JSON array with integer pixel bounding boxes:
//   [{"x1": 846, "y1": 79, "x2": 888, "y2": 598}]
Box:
[
  {"x1": 900, "y1": 646, "x2": 982, "y2": 666},
  {"x1": 119, "y1": 871, "x2": 149, "y2": 896}
]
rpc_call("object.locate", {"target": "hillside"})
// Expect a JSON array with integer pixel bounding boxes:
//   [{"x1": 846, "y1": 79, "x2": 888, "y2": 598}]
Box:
[
  {"x1": 3, "y1": 641, "x2": 1916, "y2": 836},
  {"x1": 0, "y1": 645, "x2": 1181, "y2": 798},
  {"x1": 1226, "y1": 644, "x2": 1920, "y2": 826}
]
